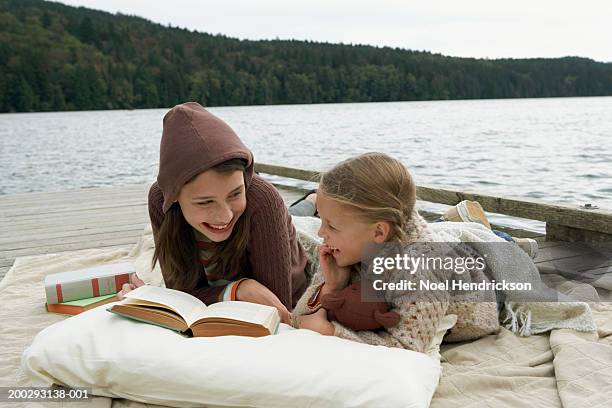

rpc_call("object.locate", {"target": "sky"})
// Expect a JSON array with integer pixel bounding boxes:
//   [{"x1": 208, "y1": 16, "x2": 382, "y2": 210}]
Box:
[{"x1": 56, "y1": 0, "x2": 612, "y2": 62}]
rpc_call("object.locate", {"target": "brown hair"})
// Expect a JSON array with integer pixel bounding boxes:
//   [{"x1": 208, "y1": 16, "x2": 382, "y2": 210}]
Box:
[
  {"x1": 319, "y1": 152, "x2": 416, "y2": 242},
  {"x1": 152, "y1": 159, "x2": 250, "y2": 292}
]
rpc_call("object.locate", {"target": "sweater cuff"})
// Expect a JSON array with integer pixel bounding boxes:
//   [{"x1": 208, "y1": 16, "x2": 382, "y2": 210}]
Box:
[
  {"x1": 220, "y1": 278, "x2": 249, "y2": 302},
  {"x1": 306, "y1": 283, "x2": 325, "y2": 311},
  {"x1": 220, "y1": 283, "x2": 233, "y2": 302},
  {"x1": 330, "y1": 320, "x2": 346, "y2": 338}
]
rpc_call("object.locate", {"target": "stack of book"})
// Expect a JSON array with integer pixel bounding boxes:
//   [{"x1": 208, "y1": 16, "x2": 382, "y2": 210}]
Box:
[{"x1": 44, "y1": 262, "x2": 135, "y2": 315}]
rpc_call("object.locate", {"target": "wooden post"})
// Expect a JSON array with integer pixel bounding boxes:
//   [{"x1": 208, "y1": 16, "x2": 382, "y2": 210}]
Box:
[{"x1": 255, "y1": 162, "x2": 612, "y2": 242}]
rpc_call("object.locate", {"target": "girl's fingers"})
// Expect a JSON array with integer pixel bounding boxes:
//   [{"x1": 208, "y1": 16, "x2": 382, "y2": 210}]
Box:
[
  {"x1": 275, "y1": 304, "x2": 291, "y2": 324},
  {"x1": 130, "y1": 274, "x2": 145, "y2": 287},
  {"x1": 280, "y1": 310, "x2": 291, "y2": 324},
  {"x1": 319, "y1": 244, "x2": 332, "y2": 255},
  {"x1": 117, "y1": 282, "x2": 137, "y2": 300}
]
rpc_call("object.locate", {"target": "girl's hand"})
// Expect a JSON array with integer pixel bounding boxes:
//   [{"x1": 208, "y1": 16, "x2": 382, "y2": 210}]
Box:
[
  {"x1": 298, "y1": 308, "x2": 335, "y2": 335},
  {"x1": 234, "y1": 279, "x2": 292, "y2": 324},
  {"x1": 116, "y1": 274, "x2": 146, "y2": 300},
  {"x1": 319, "y1": 244, "x2": 351, "y2": 292}
]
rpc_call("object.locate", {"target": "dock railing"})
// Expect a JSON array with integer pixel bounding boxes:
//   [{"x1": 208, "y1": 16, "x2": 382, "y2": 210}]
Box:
[{"x1": 255, "y1": 163, "x2": 612, "y2": 243}]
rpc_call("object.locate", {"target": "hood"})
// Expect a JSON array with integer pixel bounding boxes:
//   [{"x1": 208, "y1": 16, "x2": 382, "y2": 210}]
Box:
[{"x1": 157, "y1": 102, "x2": 254, "y2": 213}]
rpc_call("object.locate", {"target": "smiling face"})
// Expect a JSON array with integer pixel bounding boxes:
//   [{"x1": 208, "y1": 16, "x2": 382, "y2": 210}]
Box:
[
  {"x1": 316, "y1": 192, "x2": 390, "y2": 267},
  {"x1": 177, "y1": 168, "x2": 247, "y2": 242}
]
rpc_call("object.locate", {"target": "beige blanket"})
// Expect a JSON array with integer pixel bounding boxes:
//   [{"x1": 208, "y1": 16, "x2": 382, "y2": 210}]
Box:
[
  {"x1": 2, "y1": 226, "x2": 611, "y2": 408},
  {"x1": 433, "y1": 277, "x2": 612, "y2": 408}
]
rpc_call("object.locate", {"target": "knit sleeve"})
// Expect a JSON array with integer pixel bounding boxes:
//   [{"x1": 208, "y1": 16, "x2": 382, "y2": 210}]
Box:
[
  {"x1": 331, "y1": 299, "x2": 448, "y2": 353},
  {"x1": 349, "y1": 243, "x2": 450, "y2": 352},
  {"x1": 247, "y1": 177, "x2": 308, "y2": 309},
  {"x1": 357, "y1": 243, "x2": 451, "y2": 352},
  {"x1": 293, "y1": 243, "x2": 450, "y2": 353},
  {"x1": 290, "y1": 270, "x2": 325, "y2": 327}
]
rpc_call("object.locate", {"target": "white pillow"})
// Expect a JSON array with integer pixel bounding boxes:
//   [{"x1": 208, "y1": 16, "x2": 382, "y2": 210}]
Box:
[{"x1": 22, "y1": 303, "x2": 441, "y2": 408}]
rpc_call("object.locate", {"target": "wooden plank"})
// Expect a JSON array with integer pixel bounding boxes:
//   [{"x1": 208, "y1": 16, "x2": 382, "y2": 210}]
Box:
[
  {"x1": 273, "y1": 182, "x2": 544, "y2": 239},
  {"x1": 0, "y1": 212, "x2": 148, "y2": 231},
  {"x1": 416, "y1": 210, "x2": 542, "y2": 239},
  {"x1": 0, "y1": 177, "x2": 604, "y2": 288},
  {"x1": 536, "y1": 240, "x2": 568, "y2": 249},
  {"x1": 0, "y1": 187, "x2": 147, "y2": 206},
  {"x1": 0, "y1": 186, "x2": 147, "y2": 203},
  {"x1": 488, "y1": 227, "x2": 544, "y2": 239},
  {"x1": 270, "y1": 184, "x2": 309, "y2": 204},
  {"x1": 546, "y1": 223, "x2": 612, "y2": 243},
  {"x1": 581, "y1": 265, "x2": 612, "y2": 276},
  {"x1": 256, "y1": 163, "x2": 321, "y2": 183},
  {"x1": 0, "y1": 184, "x2": 148, "y2": 203},
  {"x1": 1, "y1": 216, "x2": 147, "y2": 234},
  {"x1": 1, "y1": 201, "x2": 147, "y2": 219},
  {"x1": 0, "y1": 192, "x2": 147, "y2": 208},
  {"x1": 256, "y1": 163, "x2": 612, "y2": 235},
  {"x1": 0, "y1": 235, "x2": 141, "y2": 260},
  {"x1": 580, "y1": 258, "x2": 612, "y2": 273},
  {"x1": 538, "y1": 259, "x2": 612, "y2": 288},
  {"x1": 1, "y1": 184, "x2": 291, "y2": 220},
  {"x1": 533, "y1": 243, "x2": 601, "y2": 264},
  {"x1": 0, "y1": 219, "x2": 148, "y2": 240},
  {"x1": 0, "y1": 204, "x2": 147, "y2": 220},
  {"x1": 2, "y1": 183, "x2": 293, "y2": 228},
  {"x1": 415, "y1": 186, "x2": 612, "y2": 235},
  {"x1": 0, "y1": 258, "x2": 14, "y2": 268},
  {"x1": 0, "y1": 224, "x2": 147, "y2": 250},
  {"x1": 0, "y1": 183, "x2": 299, "y2": 285},
  {"x1": 0, "y1": 197, "x2": 147, "y2": 217},
  {"x1": 0, "y1": 227, "x2": 145, "y2": 253},
  {"x1": 0, "y1": 205, "x2": 148, "y2": 228},
  {"x1": 573, "y1": 243, "x2": 612, "y2": 272},
  {"x1": 0, "y1": 194, "x2": 145, "y2": 213},
  {"x1": 0, "y1": 266, "x2": 11, "y2": 281},
  {"x1": 538, "y1": 253, "x2": 609, "y2": 274}
]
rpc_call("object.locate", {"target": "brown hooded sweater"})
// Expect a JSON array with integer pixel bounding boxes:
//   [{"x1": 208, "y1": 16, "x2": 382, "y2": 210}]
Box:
[{"x1": 148, "y1": 102, "x2": 308, "y2": 308}]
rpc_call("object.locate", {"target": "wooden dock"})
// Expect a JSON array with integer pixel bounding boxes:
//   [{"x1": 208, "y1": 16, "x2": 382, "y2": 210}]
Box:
[
  {"x1": 0, "y1": 183, "x2": 305, "y2": 281},
  {"x1": 1, "y1": 164, "x2": 610, "y2": 282}
]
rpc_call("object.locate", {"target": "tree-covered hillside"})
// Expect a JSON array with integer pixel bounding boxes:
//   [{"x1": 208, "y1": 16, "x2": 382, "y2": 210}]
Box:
[{"x1": 1, "y1": 0, "x2": 611, "y2": 112}]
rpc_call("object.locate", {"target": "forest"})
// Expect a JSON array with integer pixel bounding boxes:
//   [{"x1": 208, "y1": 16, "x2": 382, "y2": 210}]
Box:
[{"x1": 1, "y1": 0, "x2": 612, "y2": 112}]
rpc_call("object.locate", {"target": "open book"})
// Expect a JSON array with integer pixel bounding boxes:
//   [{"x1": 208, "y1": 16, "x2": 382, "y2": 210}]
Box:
[{"x1": 107, "y1": 285, "x2": 280, "y2": 337}]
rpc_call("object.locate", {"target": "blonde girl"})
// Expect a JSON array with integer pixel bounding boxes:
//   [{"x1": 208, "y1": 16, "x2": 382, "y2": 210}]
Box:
[{"x1": 292, "y1": 152, "x2": 451, "y2": 352}]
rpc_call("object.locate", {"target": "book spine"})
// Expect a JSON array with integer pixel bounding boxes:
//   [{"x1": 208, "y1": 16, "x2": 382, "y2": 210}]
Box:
[
  {"x1": 46, "y1": 303, "x2": 81, "y2": 315},
  {"x1": 45, "y1": 273, "x2": 132, "y2": 304}
]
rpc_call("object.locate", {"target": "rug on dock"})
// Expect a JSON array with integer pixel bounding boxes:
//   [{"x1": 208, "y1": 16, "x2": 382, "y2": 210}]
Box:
[{"x1": 1, "y1": 224, "x2": 612, "y2": 408}]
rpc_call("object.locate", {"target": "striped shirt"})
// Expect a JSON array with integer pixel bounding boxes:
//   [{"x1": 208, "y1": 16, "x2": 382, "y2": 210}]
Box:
[{"x1": 193, "y1": 229, "x2": 242, "y2": 301}]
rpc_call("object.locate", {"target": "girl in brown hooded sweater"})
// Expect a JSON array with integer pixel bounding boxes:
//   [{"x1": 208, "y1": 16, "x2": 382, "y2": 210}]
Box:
[{"x1": 122, "y1": 102, "x2": 308, "y2": 324}]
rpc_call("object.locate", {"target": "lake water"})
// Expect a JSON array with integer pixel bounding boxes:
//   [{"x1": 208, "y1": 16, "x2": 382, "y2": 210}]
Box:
[{"x1": 1, "y1": 97, "x2": 611, "y2": 232}]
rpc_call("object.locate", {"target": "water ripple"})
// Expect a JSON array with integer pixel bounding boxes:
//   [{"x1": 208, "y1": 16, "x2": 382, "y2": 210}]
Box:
[{"x1": 1, "y1": 98, "x2": 611, "y2": 218}]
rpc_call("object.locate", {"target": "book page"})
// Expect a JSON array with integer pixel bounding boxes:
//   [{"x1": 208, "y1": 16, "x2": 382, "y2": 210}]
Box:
[
  {"x1": 63, "y1": 293, "x2": 116, "y2": 307},
  {"x1": 124, "y1": 285, "x2": 208, "y2": 326},
  {"x1": 200, "y1": 301, "x2": 277, "y2": 326}
]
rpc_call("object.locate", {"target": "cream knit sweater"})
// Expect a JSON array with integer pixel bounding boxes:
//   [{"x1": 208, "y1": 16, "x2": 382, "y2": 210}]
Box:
[{"x1": 292, "y1": 210, "x2": 499, "y2": 353}]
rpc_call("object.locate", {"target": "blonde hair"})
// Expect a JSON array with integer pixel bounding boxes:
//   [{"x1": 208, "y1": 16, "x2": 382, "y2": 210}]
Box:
[{"x1": 319, "y1": 152, "x2": 416, "y2": 242}]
